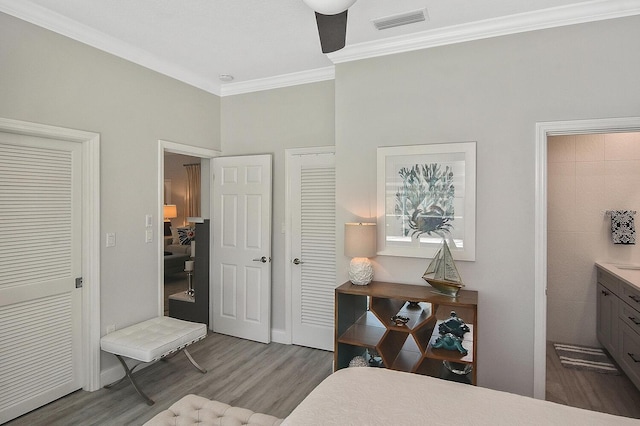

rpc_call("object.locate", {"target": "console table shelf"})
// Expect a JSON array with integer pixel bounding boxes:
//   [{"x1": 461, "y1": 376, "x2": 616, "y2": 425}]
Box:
[{"x1": 335, "y1": 280, "x2": 478, "y2": 384}]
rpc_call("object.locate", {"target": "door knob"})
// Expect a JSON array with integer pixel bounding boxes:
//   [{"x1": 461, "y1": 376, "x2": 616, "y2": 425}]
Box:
[
  {"x1": 293, "y1": 258, "x2": 304, "y2": 265},
  {"x1": 252, "y1": 256, "x2": 270, "y2": 263}
]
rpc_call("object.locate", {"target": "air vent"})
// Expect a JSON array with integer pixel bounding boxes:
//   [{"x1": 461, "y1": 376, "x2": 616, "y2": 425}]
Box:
[{"x1": 372, "y1": 9, "x2": 428, "y2": 31}]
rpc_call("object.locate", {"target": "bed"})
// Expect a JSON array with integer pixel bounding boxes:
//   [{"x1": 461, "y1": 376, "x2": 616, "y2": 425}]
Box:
[
  {"x1": 147, "y1": 367, "x2": 639, "y2": 425},
  {"x1": 281, "y1": 368, "x2": 639, "y2": 425}
]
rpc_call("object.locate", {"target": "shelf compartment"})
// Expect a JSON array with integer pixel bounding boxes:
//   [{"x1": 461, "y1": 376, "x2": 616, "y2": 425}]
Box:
[
  {"x1": 337, "y1": 311, "x2": 386, "y2": 348},
  {"x1": 370, "y1": 298, "x2": 406, "y2": 326},
  {"x1": 377, "y1": 329, "x2": 410, "y2": 368},
  {"x1": 414, "y1": 358, "x2": 473, "y2": 384},
  {"x1": 426, "y1": 335, "x2": 474, "y2": 364},
  {"x1": 412, "y1": 315, "x2": 437, "y2": 350},
  {"x1": 389, "y1": 335, "x2": 422, "y2": 373}
]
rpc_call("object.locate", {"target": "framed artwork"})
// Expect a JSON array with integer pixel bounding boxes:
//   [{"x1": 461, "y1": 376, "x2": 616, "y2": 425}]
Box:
[{"x1": 376, "y1": 142, "x2": 476, "y2": 260}]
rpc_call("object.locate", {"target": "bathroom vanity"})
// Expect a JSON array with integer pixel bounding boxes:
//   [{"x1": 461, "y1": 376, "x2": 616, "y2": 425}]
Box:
[{"x1": 596, "y1": 262, "x2": 640, "y2": 390}]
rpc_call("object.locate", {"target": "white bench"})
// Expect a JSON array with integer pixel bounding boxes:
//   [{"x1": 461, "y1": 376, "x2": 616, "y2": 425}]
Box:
[{"x1": 100, "y1": 316, "x2": 207, "y2": 405}]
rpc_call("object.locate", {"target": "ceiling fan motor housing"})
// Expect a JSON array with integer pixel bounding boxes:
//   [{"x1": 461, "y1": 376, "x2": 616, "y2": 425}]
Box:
[{"x1": 302, "y1": 0, "x2": 357, "y2": 15}]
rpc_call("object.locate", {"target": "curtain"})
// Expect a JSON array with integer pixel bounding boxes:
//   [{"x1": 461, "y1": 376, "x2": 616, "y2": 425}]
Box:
[{"x1": 184, "y1": 164, "x2": 201, "y2": 219}]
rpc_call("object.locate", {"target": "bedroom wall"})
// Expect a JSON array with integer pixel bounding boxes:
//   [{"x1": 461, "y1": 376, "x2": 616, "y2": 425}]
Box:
[
  {"x1": 220, "y1": 81, "x2": 335, "y2": 335},
  {"x1": 335, "y1": 15, "x2": 640, "y2": 396},
  {"x1": 0, "y1": 12, "x2": 221, "y2": 373}
]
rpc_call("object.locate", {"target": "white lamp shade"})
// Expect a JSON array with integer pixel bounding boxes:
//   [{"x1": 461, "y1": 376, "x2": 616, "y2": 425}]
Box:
[
  {"x1": 344, "y1": 223, "x2": 376, "y2": 258},
  {"x1": 163, "y1": 204, "x2": 177, "y2": 219},
  {"x1": 302, "y1": 0, "x2": 357, "y2": 15}
]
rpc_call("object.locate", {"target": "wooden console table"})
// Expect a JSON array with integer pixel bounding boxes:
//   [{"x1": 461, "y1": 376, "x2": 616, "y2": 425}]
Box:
[{"x1": 335, "y1": 280, "x2": 478, "y2": 384}]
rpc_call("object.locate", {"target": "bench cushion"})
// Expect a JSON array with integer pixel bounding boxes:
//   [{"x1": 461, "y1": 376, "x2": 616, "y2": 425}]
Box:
[
  {"x1": 144, "y1": 395, "x2": 283, "y2": 426},
  {"x1": 100, "y1": 316, "x2": 206, "y2": 362}
]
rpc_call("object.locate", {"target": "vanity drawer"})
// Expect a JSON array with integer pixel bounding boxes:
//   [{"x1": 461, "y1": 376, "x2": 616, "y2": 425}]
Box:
[
  {"x1": 597, "y1": 270, "x2": 620, "y2": 296},
  {"x1": 623, "y1": 284, "x2": 640, "y2": 311},
  {"x1": 620, "y1": 322, "x2": 640, "y2": 389},
  {"x1": 621, "y1": 302, "x2": 640, "y2": 335}
]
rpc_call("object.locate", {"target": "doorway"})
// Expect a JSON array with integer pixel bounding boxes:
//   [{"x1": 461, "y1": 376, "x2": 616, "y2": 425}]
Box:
[
  {"x1": 158, "y1": 140, "x2": 218, "y2": 323},
  {"x1": 163, "y1": 152, "x2": 202, "y2": 316},
  {"x1": 533, "y1": 117, "x2": 640, "y2": 401}
]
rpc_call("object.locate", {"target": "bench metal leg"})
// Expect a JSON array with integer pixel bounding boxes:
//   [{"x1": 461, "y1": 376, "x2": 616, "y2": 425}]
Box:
[
  {"x1": 106, "y1": 355, "x2": 155, "y2": 406},
  {"x1": 184, "y1": 348, "x2": 207, "y2": 373}
]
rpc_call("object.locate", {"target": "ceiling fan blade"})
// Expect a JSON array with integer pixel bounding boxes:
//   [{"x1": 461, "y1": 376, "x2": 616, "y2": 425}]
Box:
[{"x1": 314, "y1": 10, "x2": 348, "y2": 54}]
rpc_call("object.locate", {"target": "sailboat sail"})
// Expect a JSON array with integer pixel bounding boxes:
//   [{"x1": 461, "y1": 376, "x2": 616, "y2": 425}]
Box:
[{"x1": 422, "y1": 239, "x2": 464, "y2": 296}]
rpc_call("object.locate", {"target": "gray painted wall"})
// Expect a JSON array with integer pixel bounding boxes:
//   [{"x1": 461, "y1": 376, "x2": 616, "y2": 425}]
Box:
[
  {"x1": 221, "y1": 82, "x2": 335, "y2": 332},
  {"x1": 0, "y1": 13, "x2": 221, "y2": 372},
  {"x1": 335, "y1": 16, "x2": 640, "y2": 395}
]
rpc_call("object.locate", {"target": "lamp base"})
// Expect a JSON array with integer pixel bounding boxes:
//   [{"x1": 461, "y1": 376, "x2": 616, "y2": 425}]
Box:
[{"x1": 349, "y1": 257, "x2": 373, "y2": 285}]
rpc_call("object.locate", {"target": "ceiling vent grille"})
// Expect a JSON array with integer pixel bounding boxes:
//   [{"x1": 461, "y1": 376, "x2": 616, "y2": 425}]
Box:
[{"x1": 372, "y1": 9, "x2": 428, "y2": 31}]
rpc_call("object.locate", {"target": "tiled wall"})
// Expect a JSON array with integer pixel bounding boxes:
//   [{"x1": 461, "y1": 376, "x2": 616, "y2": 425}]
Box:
[{"x1": 547, "y1": 132, "x2": 640, "y2": 346}]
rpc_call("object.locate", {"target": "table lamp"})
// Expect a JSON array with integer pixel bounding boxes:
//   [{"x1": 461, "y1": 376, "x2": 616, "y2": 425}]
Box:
[
  {"x1": 344, "y1": 222, "x2": 376, "y2": 285},
  {"x1": 163, "y1": 204, "x2": 177, "y2": 236}
]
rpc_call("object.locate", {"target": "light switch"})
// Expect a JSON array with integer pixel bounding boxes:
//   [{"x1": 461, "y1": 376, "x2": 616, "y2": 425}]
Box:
[
  {"x1": 145, "y1": 214, "x2": 153, "y2": 228},
  {"x1": 106, "y1": 233, "x2": 116, "y2": 247},
  {"x1": 145, "y1": 229, "x2": 153, "y2": 243}
]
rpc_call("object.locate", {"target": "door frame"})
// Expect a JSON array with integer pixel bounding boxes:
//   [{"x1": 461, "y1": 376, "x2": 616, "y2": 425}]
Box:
[
  {"x1": 284, "y1": 146, "x2": 336, "y2": 344},
  {"x1": 157, "y1": 140, "x2": 219, "y2": 319},
  {"x1": 0, "y1": 117, "x2": 101, "y2": 391},
  {"x1": 533, "y1": 116, "x2": 640, "y2": 399}
]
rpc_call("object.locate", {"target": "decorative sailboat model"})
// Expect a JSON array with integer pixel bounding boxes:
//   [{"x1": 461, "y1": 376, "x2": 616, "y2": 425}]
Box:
[{"x1": 422, "y1": 239, "x2": 464, "y2": 297}]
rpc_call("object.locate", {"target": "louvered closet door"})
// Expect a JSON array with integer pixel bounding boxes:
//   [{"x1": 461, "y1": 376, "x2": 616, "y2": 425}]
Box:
[
  {"x1": 291, "y1": 152, "x2": 336, "y2": 351},
  {"x1": 0, "y1": 134, "x2": 82, "y2": 424}
]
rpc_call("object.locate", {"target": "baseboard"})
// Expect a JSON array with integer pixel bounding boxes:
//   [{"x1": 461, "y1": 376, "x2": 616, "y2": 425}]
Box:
[{"x1": 271, "y1": 328, "x2": 290, "y2": 345}]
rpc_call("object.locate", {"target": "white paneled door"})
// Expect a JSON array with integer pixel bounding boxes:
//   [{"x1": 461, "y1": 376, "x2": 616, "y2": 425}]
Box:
[
  {"x1": 289, "y1": 150, "x2": 336, "y2": 351},
  {"x1": 212, "y1": 155, "x2": 272, "y2": 343},
  {"x1": 0, "y1": 134, "x2": 82, "y2": 423}
]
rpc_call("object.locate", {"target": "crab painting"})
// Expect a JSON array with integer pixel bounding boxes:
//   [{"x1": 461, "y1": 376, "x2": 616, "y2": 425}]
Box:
[{"x1": 395, "y1": 163, "x2": 455, "y2": 239}]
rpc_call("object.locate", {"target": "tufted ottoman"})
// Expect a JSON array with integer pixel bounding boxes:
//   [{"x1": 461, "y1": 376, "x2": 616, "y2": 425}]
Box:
[{"x1": 144, "y1": 394, "x2": 283, "y2": 426}]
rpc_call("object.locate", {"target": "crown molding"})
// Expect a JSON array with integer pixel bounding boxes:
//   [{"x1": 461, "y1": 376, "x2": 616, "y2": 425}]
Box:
[
  {"x1": 0, "y1": 0, "x2": 222, "y2": 96},
  {"x1": 220, "y1": 67, "x2": 335, "y2": 97},
  {"x1": 328, "y1": 0, "x2": 640, "y2": 64},
  {"x1": 3, "y1": 0, "x2": 639, "y2": 96}
]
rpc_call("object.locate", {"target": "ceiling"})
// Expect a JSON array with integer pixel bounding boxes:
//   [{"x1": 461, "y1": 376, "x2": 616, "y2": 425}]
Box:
[{"x1": 1, "y1": 0, "x2": 638, "y2": 96}]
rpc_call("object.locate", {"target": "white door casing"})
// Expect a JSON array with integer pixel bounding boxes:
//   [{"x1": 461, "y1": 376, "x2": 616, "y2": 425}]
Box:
[
  {"x1": 212, "y1": 155, "x2": 272, "y2": 343},
  {"x1": 0, "y1": 134, "x2": 83, "y2": 423},
  {"x1": 288, "y1": 148, "x2": 336, "y2": 351}
]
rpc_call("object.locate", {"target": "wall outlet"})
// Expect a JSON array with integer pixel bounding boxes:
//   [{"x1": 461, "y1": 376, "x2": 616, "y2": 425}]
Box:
[
  {"x1": 106, "y1": 324, "x2": 116, "y2": 334},
  {"x1": 106, "y1": 232, "x2": 116, "y2": 247}
]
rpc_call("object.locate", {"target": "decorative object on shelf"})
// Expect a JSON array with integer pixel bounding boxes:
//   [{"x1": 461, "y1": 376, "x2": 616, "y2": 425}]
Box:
[
  {"x1": 606, "y1": 210, "x2": 636, "y2": 245},
  {"x1": 163, "y1": 204, "x2": 177, "y2": 236},
  {"x1": 344, "y1": 222, "x2": 377, "y2": 285},
  {"x1": 406, "y1": 301, "x2": 421, "y2": 310},
  {"x1": 432, "y1": 333, "x2": 468, "y2": 355},
  {"x1": 438, "y1": 311, "x2": 470, "y2": 338},
  {"x1": 422, "y1": 239, "x2": 464, "y2": 297},
  {"x1": 391, "y1": 315, "x2": 410, "y2": 326},
  {"x1": 367, "y1": 349, "x2": 383, "y2": 367},
  {"x1": 349, "y1": 356, "x2": 368, "y2": 368},
  {"x1": 443, "y1": 361, "x2": 473, "y2": 376},
  {"x1": 376, "y1": 143, "x2": 476, "y2": 260}
]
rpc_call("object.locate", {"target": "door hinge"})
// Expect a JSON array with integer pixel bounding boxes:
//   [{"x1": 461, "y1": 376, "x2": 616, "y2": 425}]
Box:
[{"x1": 75, "y1": 277, "x2": 83, "y2": 288}]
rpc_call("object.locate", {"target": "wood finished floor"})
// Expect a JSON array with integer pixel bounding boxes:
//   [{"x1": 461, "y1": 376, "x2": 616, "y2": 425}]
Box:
[
  {"x1": 546, "y1": 341, "x2": 640, "y2": 419},
  {"x1": 8, "y1": 338, "x2": 640, "y2": 425},
  {"x1": 7, "y1": 333, "x2": 333, "y2": 426}
]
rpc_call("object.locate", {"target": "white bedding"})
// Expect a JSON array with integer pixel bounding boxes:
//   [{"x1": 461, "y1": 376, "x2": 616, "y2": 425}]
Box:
[{"x1": 282, "y1": 368, "x2": 639, "y2": 425}]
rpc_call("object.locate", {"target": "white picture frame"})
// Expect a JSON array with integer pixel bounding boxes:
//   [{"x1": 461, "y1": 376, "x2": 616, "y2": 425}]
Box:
[{"x1": 376, "y1": 142, "x2": 476, "y2": 260}]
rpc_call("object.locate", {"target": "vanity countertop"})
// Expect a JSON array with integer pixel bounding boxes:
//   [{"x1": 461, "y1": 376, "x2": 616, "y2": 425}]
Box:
[{"x1": 595, "y1": 262, "x2": 640, "y2": 291}]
